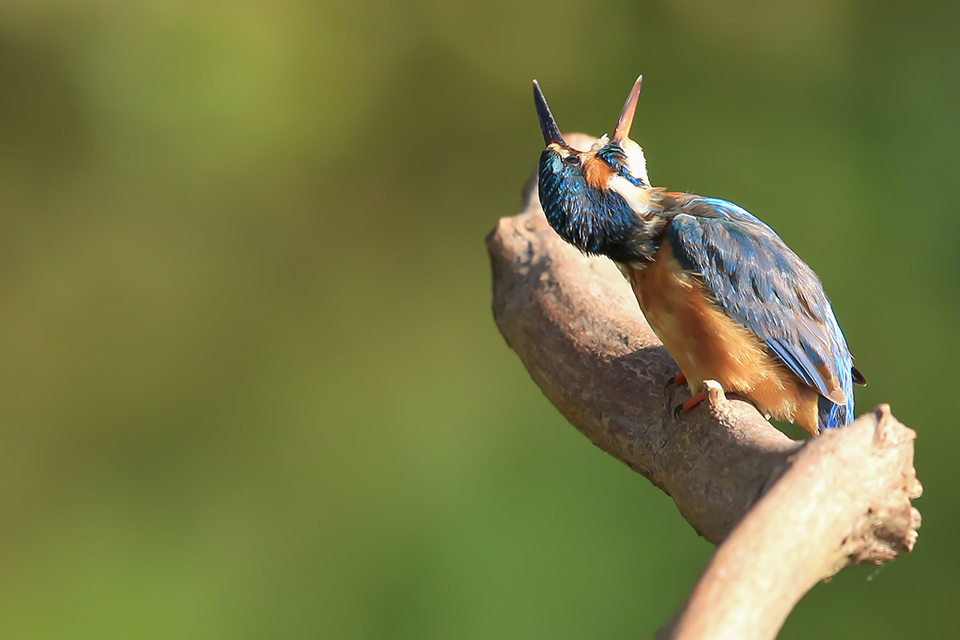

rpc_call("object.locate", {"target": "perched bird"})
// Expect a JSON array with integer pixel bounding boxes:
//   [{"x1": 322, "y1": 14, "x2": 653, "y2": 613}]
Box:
[{"x1": 533, "y1": 76, "x2": 865, "y2": 435}]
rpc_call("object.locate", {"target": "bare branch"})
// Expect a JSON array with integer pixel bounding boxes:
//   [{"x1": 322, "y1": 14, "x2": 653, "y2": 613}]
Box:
[{"x1": 487, "y1": 136, "x2": 921, "y2": 639}]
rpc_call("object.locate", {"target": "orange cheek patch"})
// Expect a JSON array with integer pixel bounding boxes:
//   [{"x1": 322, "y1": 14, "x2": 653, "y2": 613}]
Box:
[{"x1": 584, "y1": 157, "x2": 614, "y2": 190}]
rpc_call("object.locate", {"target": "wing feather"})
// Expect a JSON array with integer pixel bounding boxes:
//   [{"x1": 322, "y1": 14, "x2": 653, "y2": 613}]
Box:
[{"x1": 666, "y1": 198, "x2": 855, "y2": 428}]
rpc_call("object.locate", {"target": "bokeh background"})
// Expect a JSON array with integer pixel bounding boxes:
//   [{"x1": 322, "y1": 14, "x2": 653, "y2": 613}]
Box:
[{"x1": 0, "y1": 0, "x2": 956, "y2": 638}]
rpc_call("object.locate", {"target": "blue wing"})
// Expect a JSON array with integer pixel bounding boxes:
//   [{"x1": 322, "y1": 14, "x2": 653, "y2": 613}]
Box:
[{"x1": 666, "y1": 197, "x2": 855, "y2": 430}]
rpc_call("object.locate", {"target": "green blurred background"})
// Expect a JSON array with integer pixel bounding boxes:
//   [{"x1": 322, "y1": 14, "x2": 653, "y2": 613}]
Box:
[{"x1": 0, "y1": 0, "x2": 956, "y2": 637}]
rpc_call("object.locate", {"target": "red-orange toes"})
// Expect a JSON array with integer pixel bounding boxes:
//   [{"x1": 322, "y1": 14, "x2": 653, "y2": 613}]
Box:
[
  {"x1": 683, "y1": 391, "x2": 705, "y2": 411},
  {"x1": 664, "y1": 371, "x2": 687, "y2": 391},
  {"x1": 673, "y1": 390, "x2": 705, "y2": 418}
]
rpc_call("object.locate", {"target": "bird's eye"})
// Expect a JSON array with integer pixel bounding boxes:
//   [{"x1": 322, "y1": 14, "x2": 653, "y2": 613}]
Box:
[{"x1": 564, "y1": 155, "x2": 580, "y2": 166}]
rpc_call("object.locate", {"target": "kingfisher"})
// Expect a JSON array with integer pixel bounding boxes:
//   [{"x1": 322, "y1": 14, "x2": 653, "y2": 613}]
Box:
[{"x1": 533, "y1": 76, "x2": 865, "y2": 435}]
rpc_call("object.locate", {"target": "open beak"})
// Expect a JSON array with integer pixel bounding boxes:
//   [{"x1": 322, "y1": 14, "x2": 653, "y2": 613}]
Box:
[
  {"x1": 612, "y1": 75, "x2": 642, "y2": 142},
  {"x1": 533, "y1": 80, "x2": 566, "y2": 147}
]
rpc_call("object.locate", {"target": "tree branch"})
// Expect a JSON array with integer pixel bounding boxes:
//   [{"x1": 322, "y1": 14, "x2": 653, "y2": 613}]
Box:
[{"x1": 487, "y1": 135, "x2": 922, "y2": 639}]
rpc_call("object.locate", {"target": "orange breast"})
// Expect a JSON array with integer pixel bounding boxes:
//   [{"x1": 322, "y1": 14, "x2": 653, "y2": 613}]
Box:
[{"x1": 629, "y1": 240, "x2": 821, "y2": 434}]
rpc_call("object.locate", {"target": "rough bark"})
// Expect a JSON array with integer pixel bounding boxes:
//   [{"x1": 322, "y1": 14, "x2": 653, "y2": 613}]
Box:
[{"x1": 487, "y1": 134, "x2": 922, "y2": 639}]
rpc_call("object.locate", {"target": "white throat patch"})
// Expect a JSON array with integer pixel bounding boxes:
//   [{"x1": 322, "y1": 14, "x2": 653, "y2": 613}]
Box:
[{"x1": 608, "y1": 175, "x2": 655, "y2": 217}]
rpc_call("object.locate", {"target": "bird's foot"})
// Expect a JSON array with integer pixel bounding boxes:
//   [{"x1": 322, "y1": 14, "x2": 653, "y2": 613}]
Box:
[
  {"x1": 673, "y1": 391, "x2": 705, "y2": 418},
  {"x1": 664, "y1": 371, "x2": 687, "y2": 390}
]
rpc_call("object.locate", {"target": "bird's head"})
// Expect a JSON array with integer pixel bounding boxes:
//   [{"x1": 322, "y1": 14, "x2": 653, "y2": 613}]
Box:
[{"x1": 534, "y1": 76, "x2": 660, "y2": 264}]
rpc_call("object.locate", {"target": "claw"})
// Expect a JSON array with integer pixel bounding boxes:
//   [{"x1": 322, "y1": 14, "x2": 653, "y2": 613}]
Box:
[
  {"x1": 673, "y1": 391, "x2": 705, "y2": 419},
  {"x1": 664, "y1": 371, "x2": 687, "y2": 390},
  {"x1": 684, "y1": 391, "x2": 705, "y2": 411}
]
